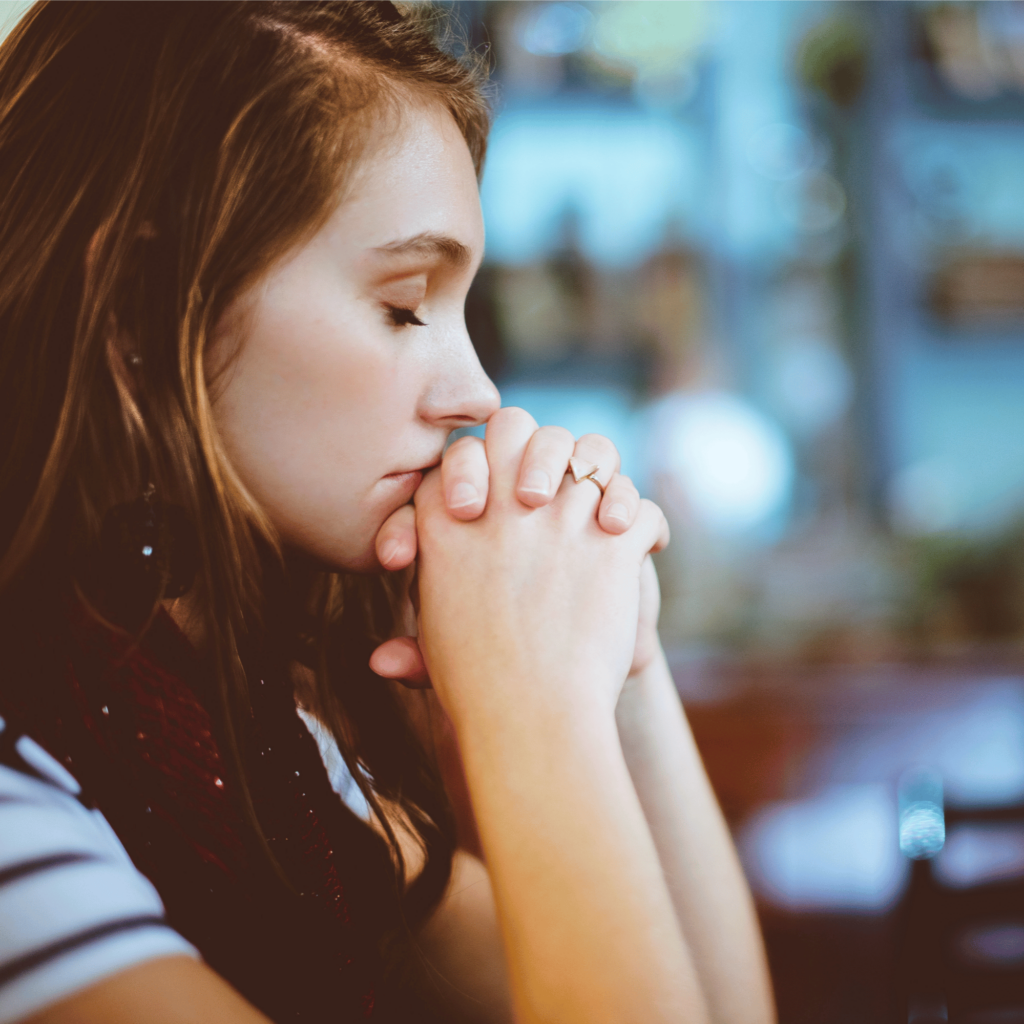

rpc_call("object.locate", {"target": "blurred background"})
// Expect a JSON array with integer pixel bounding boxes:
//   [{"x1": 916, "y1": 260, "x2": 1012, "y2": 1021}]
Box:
[
  {"x1": 4, "y1": 0, "x2": 1024, "y2": 1018},
  {"x1": 445, "y1": 2, "x2": 1024, "y2": 1021}
]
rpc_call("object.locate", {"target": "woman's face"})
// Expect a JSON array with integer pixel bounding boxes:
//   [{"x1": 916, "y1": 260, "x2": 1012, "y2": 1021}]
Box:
[{"x1": 208, "y1": 101, "x2": 499, "y2": 572}]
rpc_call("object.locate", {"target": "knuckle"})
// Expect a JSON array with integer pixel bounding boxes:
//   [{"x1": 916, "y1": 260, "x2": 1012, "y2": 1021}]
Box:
[
  {"x1": 576, "y1": 433, "x2": 621, "y2": 465},
  {"x1": 539, "y1": 424, "x2": 575, "y2": 448},
  {"x1": 444, "y1": 451, "x2": 486, "y2": 485},
  {"x1": 445, "y1": 441, "x2": 484, "y2": 472},
  {"x1": 609, "y1": 475, "x2": 638, "y2": 502},
  {"x1": 494, "y1": 406, "x2": 538, "y2": 432},
  {"x1": 446, "y1": 434, "x2": 480, "y2": 457},
  {"x1": 638, "y1": 497, "x2": 659, "y2": 519}
]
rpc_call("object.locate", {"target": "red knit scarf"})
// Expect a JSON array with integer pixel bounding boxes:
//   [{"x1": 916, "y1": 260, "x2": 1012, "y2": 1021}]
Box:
[{"x1": 6, "y1": 601, "x2": 396, "y2": 1022}]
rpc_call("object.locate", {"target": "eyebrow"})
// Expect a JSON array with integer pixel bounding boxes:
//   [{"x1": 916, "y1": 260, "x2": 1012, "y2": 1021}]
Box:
[{"x1": 371, "y1": 232, "x2": 474, "y2": 272}]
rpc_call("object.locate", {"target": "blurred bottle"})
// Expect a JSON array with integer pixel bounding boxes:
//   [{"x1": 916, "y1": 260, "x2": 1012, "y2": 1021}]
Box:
[{"x1": 899, "y1": 767, "x2": 946, "y2": 860}]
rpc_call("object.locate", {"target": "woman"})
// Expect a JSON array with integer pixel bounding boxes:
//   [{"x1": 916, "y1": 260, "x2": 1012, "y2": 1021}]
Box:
[{"x1": 0, "y1": 3, "x2": 774, "y2": 1023}]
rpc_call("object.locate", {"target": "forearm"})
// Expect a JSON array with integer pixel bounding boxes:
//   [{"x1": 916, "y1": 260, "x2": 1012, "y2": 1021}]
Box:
[
  {"x1": 413, "y1": 850, "x2": 513, "y2": 1024},
  {"x1": 452, "y1": 693, "x2": 709, "y2": 1024},
  {"x1": 615, "y1": 647, "x2": 776, "y2": 1024}
]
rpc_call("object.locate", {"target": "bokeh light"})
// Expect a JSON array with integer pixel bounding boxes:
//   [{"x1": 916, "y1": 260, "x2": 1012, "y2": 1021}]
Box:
[{"x1": 647, "y1": 391, "x2": 794, "y2": 535}]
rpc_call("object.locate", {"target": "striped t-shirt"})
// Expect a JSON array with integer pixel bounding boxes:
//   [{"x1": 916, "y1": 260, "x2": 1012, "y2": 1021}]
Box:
[
  {"x1": 0, "y1": 711, "x2": 369, "y2": 1023},
  {"x1": 0, "y1": 714, "x2": 199, "y2": 1022}
]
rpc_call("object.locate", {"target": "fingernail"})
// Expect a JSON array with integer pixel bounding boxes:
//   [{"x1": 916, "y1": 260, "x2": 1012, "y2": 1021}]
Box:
[
  {"x1": 606, "y1": 503, "x2": 629, "y2": 525},
  {"x1": 449, "y1": 482, "x2": 480, "y2": 508},
  {"x1": 521, "y1": 469, "x2": 550, "y2": 496},
  {"x1": 379, "y1": 540, "x2": 401, "y2": 567}
]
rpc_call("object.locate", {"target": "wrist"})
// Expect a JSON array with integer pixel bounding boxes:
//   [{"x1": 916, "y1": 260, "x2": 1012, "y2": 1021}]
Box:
[
  {"x1": 428, "y1": 645, "x2": 623, "y2": 736},
  {"x1": 447, "y1": 669, "x2": 620, "y2": 755}
]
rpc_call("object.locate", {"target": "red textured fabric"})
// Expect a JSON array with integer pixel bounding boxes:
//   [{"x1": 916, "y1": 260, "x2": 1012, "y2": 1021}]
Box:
[
  {"x1": 8, "y1": 600, "x2": 384, "y2": 1022},
  {"x1": 63, "y1": 601, "x2": 248, "y2": 875}
]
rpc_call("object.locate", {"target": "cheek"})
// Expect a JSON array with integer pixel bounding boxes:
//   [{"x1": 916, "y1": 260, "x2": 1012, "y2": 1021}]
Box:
[{"x1": 211, "y1": 285, "x2": 417, "y2": 561}]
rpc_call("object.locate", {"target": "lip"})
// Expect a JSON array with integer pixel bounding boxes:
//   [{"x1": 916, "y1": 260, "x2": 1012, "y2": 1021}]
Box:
[
  {"x1": 384, "y1": 456, "x2": 442, "y2": 481},
  {"x1": 381, "y1": 457, "x2": 441, "y2": 495},
  {"x1": 381, "y1": 469, "x2": 423, "y2": 492}
]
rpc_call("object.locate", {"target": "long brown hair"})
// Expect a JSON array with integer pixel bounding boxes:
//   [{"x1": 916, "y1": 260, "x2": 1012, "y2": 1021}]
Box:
[{"x1": 0, "y1": 0, "x2": 488, "y2": 942}]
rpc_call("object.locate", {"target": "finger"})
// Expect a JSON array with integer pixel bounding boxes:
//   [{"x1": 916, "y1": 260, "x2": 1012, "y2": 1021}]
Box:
[
  {"x1": 597, "y1": 474, "x2": 640, "y2": 534},
  {"x1": 484, "y1": 406, "x2": 540, "y2": 506},
  {"x1": 375, "y1": 503, "x2": 417, "y2": 570},
  {"x1": 413, "y1": 463, "x2": 444, "y2": 518},
  {"x1": 572, "y1": 433, "x2": 621, "y2": 488},
  {"x1": 638, "y1": 555, "x2": 661, "y2": 621},
  {"x1": 563, "y1": 432, "x2": 622, "y2": 514},
  {"x1": 629, "y1": 555, "x2": 663, "y2": 677},
  {"x1": 630, "y1": 498, "x2": 671, "y2": 556},
  {"x1": 441, "y1": 435, "x2": 489, "y2": 520},
  {"x1": 516, "y1": 425, "x2": 576, "y2": 507},
  {"x1": 368, "y1": 636, "x2": 431, "y2": 689}
]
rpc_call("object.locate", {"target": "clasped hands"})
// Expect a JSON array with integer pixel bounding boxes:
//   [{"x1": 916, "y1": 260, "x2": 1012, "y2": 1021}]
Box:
[{"x1": 368, "y1": 407, "x2": 669, "y2": 706}]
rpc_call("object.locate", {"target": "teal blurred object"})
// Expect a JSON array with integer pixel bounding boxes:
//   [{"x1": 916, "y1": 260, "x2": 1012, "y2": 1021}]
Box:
[{"x1": 899, "y1": 768, "x2": 946, "y2": 861}]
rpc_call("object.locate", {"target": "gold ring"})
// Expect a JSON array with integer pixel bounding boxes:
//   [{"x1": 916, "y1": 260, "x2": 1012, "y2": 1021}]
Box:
[{"x1": 567, "y1": 456, "x2": 606, "y2": 496}]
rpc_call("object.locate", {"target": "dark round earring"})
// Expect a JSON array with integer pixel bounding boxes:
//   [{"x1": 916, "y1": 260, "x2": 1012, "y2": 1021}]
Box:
[{"x1": 99, "y1": 483, "x2": 199, "y2": 615}]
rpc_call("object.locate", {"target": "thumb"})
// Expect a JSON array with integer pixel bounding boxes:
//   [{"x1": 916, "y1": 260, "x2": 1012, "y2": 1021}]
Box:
[
  {"x1": 369, "y1": 635, "x2": 431, "y2": 689},
  {"x1": 376, "y1": 503, "x2": 417, "y2": 571}
]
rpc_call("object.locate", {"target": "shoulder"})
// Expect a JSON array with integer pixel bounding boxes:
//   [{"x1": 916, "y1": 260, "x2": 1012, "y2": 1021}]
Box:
[{"x1": 0, "y1": 716, "x2": 199, "y2": 1024}]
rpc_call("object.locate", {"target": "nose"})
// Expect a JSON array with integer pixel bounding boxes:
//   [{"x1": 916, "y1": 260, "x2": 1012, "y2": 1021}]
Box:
[{"x1": 419, "y1": 327, "x2": 501, "y2": 430}]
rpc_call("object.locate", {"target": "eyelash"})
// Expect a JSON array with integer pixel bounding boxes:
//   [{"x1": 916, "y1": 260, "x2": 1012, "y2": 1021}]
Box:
[{"x1": 384, "y1": 305, "x2": 427, "y2": 328}]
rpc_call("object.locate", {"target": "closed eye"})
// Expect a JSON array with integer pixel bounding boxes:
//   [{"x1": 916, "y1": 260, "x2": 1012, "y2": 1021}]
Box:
[{"x1": 385, "y1": 305, "x2": 427, "y2": 328}]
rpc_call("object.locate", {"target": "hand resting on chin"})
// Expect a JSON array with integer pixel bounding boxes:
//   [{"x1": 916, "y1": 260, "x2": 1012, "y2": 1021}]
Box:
[{"x1": 368, "y1": 406, "x2": 667, "y2": 691}]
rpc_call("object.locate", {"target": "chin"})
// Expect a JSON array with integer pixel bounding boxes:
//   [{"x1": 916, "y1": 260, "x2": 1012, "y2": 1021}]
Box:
[
  {"x1": 345, "y1": 548, "x2": 389, "y2": 574},
  {"x1": 282, "y1": 532, "x2": 381, "y2": 576}
]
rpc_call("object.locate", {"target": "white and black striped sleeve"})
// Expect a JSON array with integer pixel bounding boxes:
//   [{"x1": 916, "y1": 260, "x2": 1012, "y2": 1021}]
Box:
[{"x1": 0, "y1": 722, "x2": 199, "y2": 1024}]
